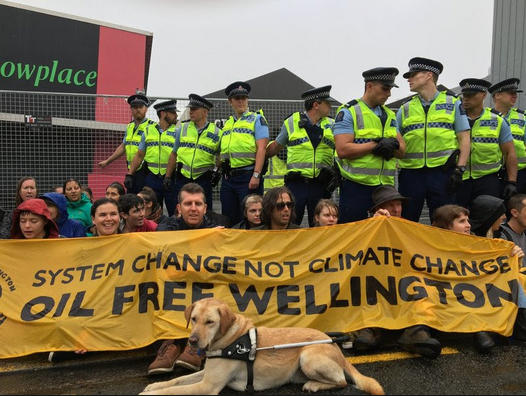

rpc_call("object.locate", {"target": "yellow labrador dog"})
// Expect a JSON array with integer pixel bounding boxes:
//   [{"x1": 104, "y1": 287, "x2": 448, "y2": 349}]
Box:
[{"x1": 141, "y1": 297, "x2": 384, "y2": 395}]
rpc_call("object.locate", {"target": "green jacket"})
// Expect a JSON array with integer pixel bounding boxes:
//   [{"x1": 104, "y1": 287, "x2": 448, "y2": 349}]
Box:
[{"x1": 66, "y1": 193, "x2": 92, "y2": 228}]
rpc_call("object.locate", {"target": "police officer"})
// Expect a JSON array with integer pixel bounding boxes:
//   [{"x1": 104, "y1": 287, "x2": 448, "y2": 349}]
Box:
[
  {"x1": 455, "y1": 78, "x2": 517, "y2": 208},
  {"x1": 333, "y1": 68, "x2": 405, "y2": 223},
  {"x1": 126, "y1": 100, "x2": 178, "y2": 216},
  {"x1": 99, "y1": 93, "x2": 156, "y2": 193},
  {"x1": 220, "y1": 81, "x2": 269, "y2": 225},
  {"x1": 397, "y1": 57, "x2": 471, "y2": 222},
  {"x1": 164, "y1": 94, "x2": 221, "y2": 210},
  {"x1": 266, "y1": 86, "x2": 335, "y2": 226},
  {"x1": 490, "y1": 78, "x2": 526, "y2": 193}
]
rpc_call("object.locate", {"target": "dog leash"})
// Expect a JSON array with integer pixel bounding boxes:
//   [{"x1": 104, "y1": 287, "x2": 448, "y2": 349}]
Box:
[{"x1": 256, "y1": 332, "x2": 350, "y2": 351}]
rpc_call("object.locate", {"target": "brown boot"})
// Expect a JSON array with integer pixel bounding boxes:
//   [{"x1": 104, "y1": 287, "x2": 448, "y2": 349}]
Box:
[
  {"x1": 148, "y1": 340, "x2": 182, "y2": 376},
  {"x1": 397, "y1": 326, "x2": 441, "y2": 359},
  {"x1": 176, "y1": 344, "x2": 206, "y2": 372},
  {"x1": 353, "y1": 328, "x2": 382, "y2": 351}
]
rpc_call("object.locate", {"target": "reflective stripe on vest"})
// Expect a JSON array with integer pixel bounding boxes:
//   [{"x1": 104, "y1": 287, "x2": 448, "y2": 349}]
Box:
[
  {"x1": 335, "y1": 100, "x2": 398, "y2": 186},
  {"x1": 178, "y1": 122, "x2": 222, "y2": 179},
  {"x1": 399, "y1": 92, "x2": 459, "y2": 169},
  {"x1": 125, "y1": 118, "x2": 155, "y2": 170},
  {"x1": 284, "y1": 112, "x2": 335, "y2": 179},
  {"x1": 220, "y1": 111, "x2": 261, "y2": 168},
  {"x1": 144, "y1": 124, "x2": 176, "y2": 176},
  {"x1": 464, "y1": 108, "x2": 503, "y2": 180},
  {"x1": 508, "y1": 109, "x2": 526, "y2": 170}
]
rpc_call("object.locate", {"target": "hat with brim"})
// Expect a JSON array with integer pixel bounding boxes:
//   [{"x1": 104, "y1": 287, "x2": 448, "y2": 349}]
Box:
[
  {"x1": 488, "y1": 78, "x2": 523, "y2": 95},
  {"x1": 403, "y1": 57, "x2": 444, "y2": 79},
  {"x1": 459, "y1": 78, "x2": 492, "y2": 94},
  {"x1": 127, "y1": 94, "x2": 150, "y2": 107},
  {"x1": 369, "y1": 185, "x2": 410, "y2": 213},
  {"x1": 469, "y1": 195, "x2": 506, "y2": 235},
  {"x1": 153, "y1": 100, "x2": 178, "y2": 113},
  {"x1": 363, "y1": 67, "x2": 399, "y2": 88},
  {"x1": 187, "y1": 94, "x2": 213, "y2": 110},
  {"x1": 225, "y1": 81, "x2": 251, "y2": 98}
]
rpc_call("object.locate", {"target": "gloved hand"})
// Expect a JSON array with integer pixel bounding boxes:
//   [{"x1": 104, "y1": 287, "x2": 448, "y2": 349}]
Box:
[
  {"x1": 163, "y1": 177, "x2": 173, "y2": 192},
  {"x1": 211, "y1": 169, "x2": 222, "y2": 187},
  {"x1": 502, "y1": 181, "x2": 518, "y2": 201},
  {"x1": 447, "y1": 168, "x2": 464, "y2": 194},
  {"x1": 124, "y1": 174, "x2": 134, "y2": 191},
  {"x1": 372, "y1": 138, "x2": 400, "y2": 161}
]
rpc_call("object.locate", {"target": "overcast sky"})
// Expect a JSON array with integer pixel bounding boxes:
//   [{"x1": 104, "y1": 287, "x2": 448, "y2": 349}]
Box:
[{"x1": 9, "y1": 0, "x2": 495, "y2": 103}]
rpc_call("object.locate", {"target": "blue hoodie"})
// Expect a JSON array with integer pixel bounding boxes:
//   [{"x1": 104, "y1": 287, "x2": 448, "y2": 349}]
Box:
[{"x1": 41, "y1": 192, "x2": 86, "y2": 238}]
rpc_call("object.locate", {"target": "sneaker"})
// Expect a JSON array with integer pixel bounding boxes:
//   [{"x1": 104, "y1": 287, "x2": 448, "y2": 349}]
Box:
[
  {"x1": 48, "y1": 351, "x2": 81, "y2": 363},
  {"x1": 473, "y1": 331, "x2": 495, "y2": 353},
  {"x1": 353, "y1": 328, "x2": 381, "y2": 351},
  {"x1": 397, "y1": 327, "x2": 441, "y2": 359},
  {"x1": 148, "y1": 340, "x2": 182, "y2": 376},
  {"x1": 176, "y1": 345, "x2": 206, "y2": 372}
]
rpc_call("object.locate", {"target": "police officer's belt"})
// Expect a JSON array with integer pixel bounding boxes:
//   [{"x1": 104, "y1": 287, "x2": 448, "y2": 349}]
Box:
[{"x1": 206, "y1": 328, "x2": 257, "y2": 393}]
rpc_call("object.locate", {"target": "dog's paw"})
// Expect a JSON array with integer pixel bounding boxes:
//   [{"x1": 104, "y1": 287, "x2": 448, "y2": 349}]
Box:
[
  {"x1": 142, "y1": 382, "x2": 164, "y2": 393},
  {"x1": 302, "y1": 380, "x2": 322, "y2": 393}
]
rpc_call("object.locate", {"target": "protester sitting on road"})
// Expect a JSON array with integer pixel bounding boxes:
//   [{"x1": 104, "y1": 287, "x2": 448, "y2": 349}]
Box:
[
  {"x1": 370, "y1": 185, "x2": 410, "y2": 218},
  {"x1": 119, "y1": 194, "x2": 158, "y2": 233},
  {"x1": 81, "y1": 186, "x2": 94, "y2": 203},
  {"x1": 10, "y1": 198, "x2": 59, "y2": 239},
  {"x1": 253, "y1": 186, "x2": 301, "y2": 230},
  {"x1": 0, "y1": 176, "x2": 39, "y2": 239},
  {"x1": 148, "y1": 183, "x2": 216, "y2": 376},
  {"x1": 137, "y1": 186, "x2": 168, "y2": 225},
  {"x1": 232, "y1": 194, "x2": 263, "y2": 229},
  {"x1": 312, "y1": 199, "x2": 339, "y2": 227},
  {"x1": 87, "y1": 198, "x2": 121, "y2": 237},
  {"x1": 156, "y1": 183, "x2": 217, "y2": 232},
  {"x1": 433, "y1": 198, "x2": 525, "y2": 352},
  {"x1": 356, "y1": 184, "x2": 442, "y2": 359},
  {"x1": 105, "y1": 181, "x2": 126, "y2": 202},
  {"x1": 499, "y1": 194, "x2": 526, "y2": 342},
  {"x1": 40, "y1": 192, "x2": 86, "y2": 238},
  {"x1": 63, "y1": 178, "x2": 92, "y2": 228}
]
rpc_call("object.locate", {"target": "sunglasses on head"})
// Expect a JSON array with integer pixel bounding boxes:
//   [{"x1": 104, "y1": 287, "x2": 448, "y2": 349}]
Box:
[{"x1": 276, "y1": 201, "x2": 294, "y2": 210}]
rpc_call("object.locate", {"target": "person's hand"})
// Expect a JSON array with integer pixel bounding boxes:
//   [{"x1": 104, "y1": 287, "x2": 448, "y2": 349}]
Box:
[
  {"x1": 75, "y1": 349, "x2": 88, "y2": 355},
  {"x1": 211, "y1": 169, "x2": 222, "y2": 187},
  {"x1": 374, "y1": 208, "x2": 391, "y2": 218},
  {"x1": 163, "y1": 177, "x2": 173, "y2": 192},
  {"x1": 248, "y1": 176, "x2": 260, "y2": 190},
  {"x1": 372, "y1": 138, "x2": 399, "y2": 161},
  {"x1": 98, "y1": 160, "x2": 108, "y2": 169},
  {"x1": 511, "y1": 245, "x2": 524, "y2": 259},
  {"x1": 447, "y1": 168, "x2": 464, "y2": 194},
  {"x1": 124, "y1": 174, "x2": 134, "y2": 191},
  {"x1": 502, "y1": 181, "x2": 518, "y2": 201}
]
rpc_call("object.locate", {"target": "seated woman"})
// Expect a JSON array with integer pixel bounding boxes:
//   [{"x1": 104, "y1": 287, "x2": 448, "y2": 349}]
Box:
[
  {"x1": 312, "y1": 199, "x2": 339, "y2": 227},
  {"x1": 105, "y1": 181, "x2": 126, "y2": 202},
  {"x1": 232, "y1": 194, "x2": 263, "y2": 229},
  {"x1": 87, "y1": 198, "x2": 121, "y2": 237},
  {"x1": 10, "y1": 199, "x2": 59, "y2": 239},
  {"x1": 138, "y1": 186, "x2": 168, "y2": 224},
  {"x1": 1, "y1": 176, "x2": 39, "y2": 239},
  {"x1": 63, "y1": 178, "x2": 92, "y2": 228},
  {"x1": 432, "y1": 200, "x2": 525, "y2": 353}
]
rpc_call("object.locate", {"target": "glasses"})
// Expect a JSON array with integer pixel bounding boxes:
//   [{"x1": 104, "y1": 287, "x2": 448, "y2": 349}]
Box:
[{"x1": 276, "y1": 201, "x2": 295, "y2": 210}]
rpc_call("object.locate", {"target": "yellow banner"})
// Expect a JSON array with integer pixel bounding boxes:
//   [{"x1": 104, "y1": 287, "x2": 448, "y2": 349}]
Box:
[{"x1": 0, "y1": 216, "x2": 520, "y2": 359}]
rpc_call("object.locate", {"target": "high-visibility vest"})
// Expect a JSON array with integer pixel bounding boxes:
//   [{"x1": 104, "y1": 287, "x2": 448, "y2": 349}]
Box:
[
  {"x1": 221, "y1": 110, "x2": 266, "y2": 169},
  {"x1": 335, "y1": 99, "x2": 398, "y2": 186},
  {"x1": 284, "y1": 112, "x2": 335, "y2": 179},
  {"x1": 143, "y1": 124, "x2": 177, "y2": 176},
  {"x1": 177, "y1": 121, "x2": 222, "y2": 179},
  {"x1": 464, "y1": 108, "x2": 504, "y2": 180},
  {"x1": 399, "y1": 91, "x2": 459, "y2": 169},
  {"x1": 263, "y1": 154, "x2": 287, "y2": 193},
  {"x1": 507, "y1": 108, "x2": 526, "y2": 171},
  {"x1": 125, "y1": 118, "x2": 156, "y2": 170}
]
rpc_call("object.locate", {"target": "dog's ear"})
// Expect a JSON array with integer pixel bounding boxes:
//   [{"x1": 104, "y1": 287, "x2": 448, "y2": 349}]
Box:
[
  {"x1": 218, "y1": 305, "x2": 237, "y2": 335},
  {"x1": 184, "y1": 302, "x2": 196, "y2": 329}
]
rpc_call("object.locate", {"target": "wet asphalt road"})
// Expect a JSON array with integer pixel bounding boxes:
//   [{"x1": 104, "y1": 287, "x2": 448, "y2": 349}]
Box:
[{"x1": 1, "y1": 333, "x2": 526, "y2": 395}]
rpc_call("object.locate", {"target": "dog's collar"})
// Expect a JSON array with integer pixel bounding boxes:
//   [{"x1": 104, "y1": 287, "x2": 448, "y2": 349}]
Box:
[{"x1": 206, "y1": 327, "x2": 257, "y2": 361}]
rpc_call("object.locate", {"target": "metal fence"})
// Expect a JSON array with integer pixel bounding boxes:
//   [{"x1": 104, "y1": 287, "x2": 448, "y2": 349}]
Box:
[{"x1": 0, "y1": 90, "x2": 429, "y2": 224}]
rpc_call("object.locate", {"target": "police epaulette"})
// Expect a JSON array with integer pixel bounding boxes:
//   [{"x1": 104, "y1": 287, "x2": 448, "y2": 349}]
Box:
[
  {"x1": 401, "y1": 94, "x2": 417, "y2": 106},
  {"x1": 489, "y1": 108, "x2": 502, "y2": 116},
  {"x1": 282, "y1": 112, "x2": 295, "y2": 122},
  {"x1": 147, "y1": 119, "x2": 156, "y2": 125},
  {"x1": 179, "y1": 119, "x2": 191, "y2": 124},
  {"x1": 444, "y1": 89, "x2": 458, "y2": 98},
  {"x1": 516, "y1": 108, "x2": 526, "y2": 115},
  {"x1": 344, "y1": 99, "x2": 358, "y2": 108}
]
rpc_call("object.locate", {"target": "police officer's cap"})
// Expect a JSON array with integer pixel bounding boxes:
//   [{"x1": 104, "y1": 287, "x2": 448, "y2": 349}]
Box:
[
  {"x1": 301, "y1": 85, "x2": 332, "y2": 101},
  {"x1": 225, "y1": 81, "x2": 251, "y2": 98},
  {"x1": 187, "y1": 94, "x2": 213, "y2": 110},
  {"x1": 127, "y1": 94, "x2": 150, "y2": 107},
  {"x1": 402, "y1": 57, "x2": 444, "y2": 79},
  {"x1": 458, "y1": 78, "x2": 491, "y2": 94},
  {"x1": 488, "y1": 78, "x2": 523, "y2": 95},
  {"x1": 153, "y1": 100, "x2": 178, "y2": 113},
  {"x1": 362, "y1": 67, "x2": 399, "y2": 88}
]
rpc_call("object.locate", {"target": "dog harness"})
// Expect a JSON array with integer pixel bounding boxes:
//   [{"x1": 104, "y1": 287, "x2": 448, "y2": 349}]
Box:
[{"x1": 206, "y1": 328, "x2": 258, "y2": 393}]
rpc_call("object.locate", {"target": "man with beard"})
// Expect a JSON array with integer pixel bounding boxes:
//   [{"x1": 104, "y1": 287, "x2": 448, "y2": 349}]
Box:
[{"x1": 253, "y1": 186, "x2": 301, "y2": 230}]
